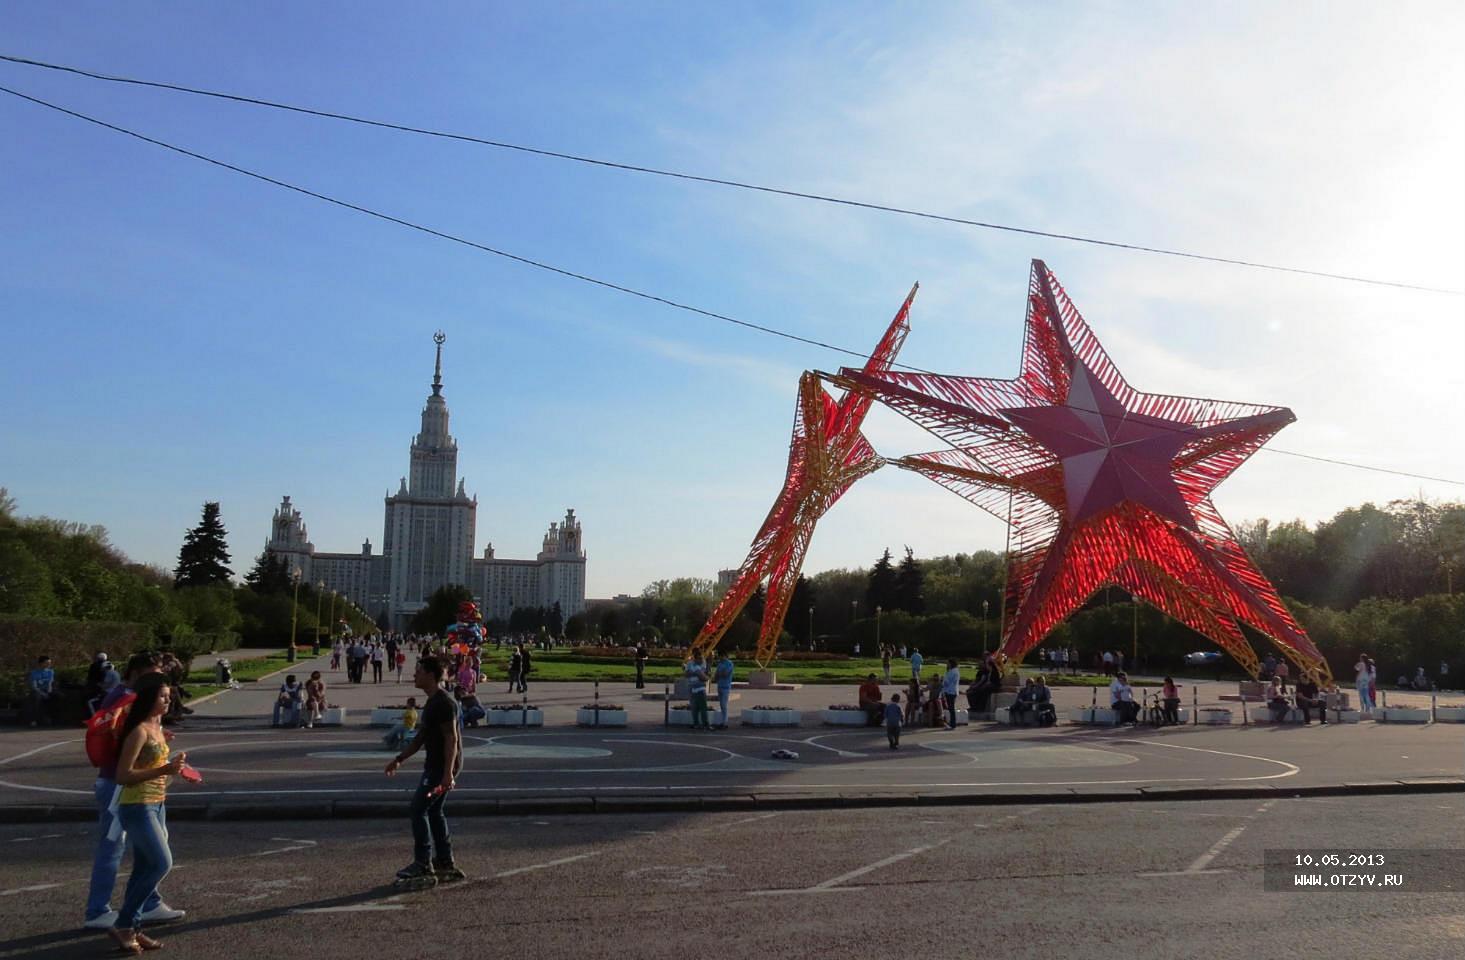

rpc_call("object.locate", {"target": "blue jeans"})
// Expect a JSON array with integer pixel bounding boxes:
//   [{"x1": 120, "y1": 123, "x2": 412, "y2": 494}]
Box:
[
  {"x1": 86, "y1": 778, "x2": 162, "y2": 921},
  {"x1": 690, "y1": 691, "x2": 709, "y2": 728},
  {"x1": 717, "y1": 686, "x2": 730, "y2": 726},
  {"x1": 409, "y1": 775, "x2": 452, "y2": 866},
  {"x1": 114, "y1": 803, "x2": 172, "y2": 930},
  {"x1": 273, "y1": 700, "x2": 301, "y2": 726}
]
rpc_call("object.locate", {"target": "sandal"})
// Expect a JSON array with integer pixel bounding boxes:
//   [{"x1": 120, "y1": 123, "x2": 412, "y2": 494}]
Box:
[
  {"x1": 106, "y1": 928, "x2": 143, "y2": 955},
  {"x1": 134, "y1": 932, "x2": 164, "y2": 951}
]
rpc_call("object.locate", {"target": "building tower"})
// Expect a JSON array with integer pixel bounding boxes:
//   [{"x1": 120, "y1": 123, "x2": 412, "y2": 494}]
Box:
[{"x1": 382, "y1": 332, "x2": 477, "y2": 627}]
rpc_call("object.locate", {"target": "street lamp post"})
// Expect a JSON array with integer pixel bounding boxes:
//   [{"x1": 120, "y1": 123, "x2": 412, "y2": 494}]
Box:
[
  {"x1": 314, "y1": 583, "x2": 326, "y2": 656},
  {"x1": 982, "y1": 599, "x2": 989, "y2": 656},
  {"x1": 850, "y1": 599, "x2": 858, "y2": 647},
  {"x1": 288, "y1": 569, "x2": 301, "y2": 662},
  {"x1": 808, "y1": 605, "x2": 815, "y2": 650},
  {"x1": 876, "y1": 604, "x2": 882, "y2": 652},
  {"x1": 329, "y1": 591, "x2": 338, "y2": 647}
]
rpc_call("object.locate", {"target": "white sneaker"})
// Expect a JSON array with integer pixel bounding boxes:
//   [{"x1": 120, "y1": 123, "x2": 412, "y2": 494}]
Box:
[
  {"x1": 83, "y1": 909, "x2": 118, "y2": 930},
  {"x1": 140, "y1": 902, "x2": 186, "y2": 922}
]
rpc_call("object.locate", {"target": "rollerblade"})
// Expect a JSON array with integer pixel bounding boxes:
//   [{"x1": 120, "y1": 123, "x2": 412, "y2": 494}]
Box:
[
  {"x1": 433, "y1": 859, "x2": 466, "y2": 884},
  {"x1": 393, "y1": 860, "x2": 438, "y2": 891}
]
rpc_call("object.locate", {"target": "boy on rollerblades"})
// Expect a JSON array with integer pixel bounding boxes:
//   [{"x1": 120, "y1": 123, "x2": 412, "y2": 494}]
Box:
[{"x1": 384, "y1": 655, "x2": 463, "y2": 889}]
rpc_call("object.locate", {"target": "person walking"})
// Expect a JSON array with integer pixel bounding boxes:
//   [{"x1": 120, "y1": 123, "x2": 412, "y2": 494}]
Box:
[
  {"x1": 884, "y1": 694, "x2": 904, "y2": 749},
  {"x1": 1355, "y1": 655, "x2": 1375, "y2": 714},
  {"x1": 371, "y1": 644, "x2": 385, "y2": 684},
  {"x1": 506, "y1": 645, "x2": 522, "y2": 693},
  {"x1": 27, "y1": 654, "x2": 57, "y2": 727},
  {"x1": 517, "y1": 643, "x2": 532, "y2": 694},
  {"x1": 83, "y1": 652, "x2": 186, "y2": 932},
  {"x1": 713, "y1": 651, "x2": 735, "y2": 729},
  {"x1": 331, "y1": 639, "x2": 343, "y2": 672},
  {"x1": 105, "y1": 673, "x2": 196, "y2": 954},
  {"x1": 384, "y1": 656, "x2": 464, "y2": 887},
  {"x1": 685, "y1": 653, "x2": 711, "y2": 730},
  {"x1": 881, "y1": 647, "x2": 892, "y2": 684},
  {"x1": 941, "y1": 658, "x2": 961, "y2": 730},
  {"x1": 634, "y1": 642, "x2": 648, "y2": 689}
]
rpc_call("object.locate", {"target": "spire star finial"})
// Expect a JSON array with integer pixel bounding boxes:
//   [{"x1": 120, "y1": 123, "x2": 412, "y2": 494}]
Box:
[{"x1": 431, "y1": 331, "x2": 446, "y2": 396}]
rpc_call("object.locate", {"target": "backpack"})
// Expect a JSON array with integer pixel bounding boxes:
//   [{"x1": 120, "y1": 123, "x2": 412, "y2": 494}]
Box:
[{"x1": 85, "y1": 692, "x2": 136, "y2": 768}]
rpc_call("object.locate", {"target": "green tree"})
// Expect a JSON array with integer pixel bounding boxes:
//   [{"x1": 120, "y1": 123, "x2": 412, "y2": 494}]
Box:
[
  {"x1": 866, "y1": 548, "x2": 897, "y2": 612},
  {"x1": 895, "y1": 546, "x2": 925, "y2": 614},
  {"x1": 410, "y1": 584, "x2": 475, "y2": 637},
  {"x1": 174, "y1": 502, "x2": 233, "y2": 588},
  {"x1": 790, "y1": 574, "x2": 816, "y2": 643},
  {"x1": 243, "y1": 548, "x2": 293, "y2": 595}
]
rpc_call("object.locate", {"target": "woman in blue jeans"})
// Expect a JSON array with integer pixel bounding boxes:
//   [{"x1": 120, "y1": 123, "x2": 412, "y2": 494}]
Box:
[{"x1": 109, "y1": 673, "x2": 192, "y2": 954}]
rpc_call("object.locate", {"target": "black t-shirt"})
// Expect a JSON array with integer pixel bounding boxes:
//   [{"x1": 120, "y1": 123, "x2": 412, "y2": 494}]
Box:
[{"x1": 416, "y1": 689, "x2": 460, "y2": 782}]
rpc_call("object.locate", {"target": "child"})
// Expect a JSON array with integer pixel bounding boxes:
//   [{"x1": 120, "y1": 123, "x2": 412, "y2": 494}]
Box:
[
  {"x1": 395, "y1": 649, "x2": 407, "y2": 682},
  {"x1": 904, "y1": 675, "x2": 922, "y2": 725},
  {"x1": 382, "y1": 696, "x2": 419, "y2": 750},
  {"x1": 884, "y1": 694, "x2": 903, "y2": 750}
]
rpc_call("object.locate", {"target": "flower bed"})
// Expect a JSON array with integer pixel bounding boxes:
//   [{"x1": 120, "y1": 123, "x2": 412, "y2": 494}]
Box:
[
  {"x1": 741, "y1": 706, "x2": 801, "y2": 727},
  {"x1": 1378, "y1": 707, "x2": 1430, "y2": 724},
  {"x1": 576, "y1": 705, "x2": 628, "y2": 727},
  {"x1": 823, "y1": 707, "x2": 870, "y2": 726},
  {"x1": 487, "y1": 705, "x2": 543, "y2": 726}
]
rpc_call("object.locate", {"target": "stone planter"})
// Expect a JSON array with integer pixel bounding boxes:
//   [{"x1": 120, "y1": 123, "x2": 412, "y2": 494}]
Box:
[
  {"x1": 487, "y1": 708, "x2": 543, "y2": 727},
  {"x1": 1196, "y1": 707, "x2": 1233, "y2": 725},
  {"x1": 1432, "y1": 706, "x2": 1465, "y2": 723},
  {"x1": 317, "y1": 707, "x2": 346, "y2": 727},
  {"x1": 1329, "y1": 708, "x2": 1362, "y2": 723},
  {"x1": 369, "y1": 708, "x2": 406, "y2": 727},
  {"x1": 1248, "y1": 706, "x2": 1305, "y2": 724},
  {"x1": 576, "y1": 707, "x2": 628, "y2": 727},
  {"x1": 822, "y1": 709, "x2": 870, "y2": 726},
  {"x1": 1379, "y1": 707, "x2": 1430, "y2": 724},
  {"x1": 741, "y1": 708, "x2": 801, "y2": 727},
  {"x1": 1066, "y1": 707, "x2": 1117, "y2": 725}
]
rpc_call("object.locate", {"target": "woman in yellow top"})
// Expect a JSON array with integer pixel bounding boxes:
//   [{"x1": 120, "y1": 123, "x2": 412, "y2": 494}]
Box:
[{"x1": 108, "y1": 673, "x2": 191, "y2": 954}]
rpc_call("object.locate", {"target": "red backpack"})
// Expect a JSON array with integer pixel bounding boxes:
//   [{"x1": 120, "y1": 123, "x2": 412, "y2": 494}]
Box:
[{"x1": 85, "y1": 692, "x2": 136, "y2": 768}]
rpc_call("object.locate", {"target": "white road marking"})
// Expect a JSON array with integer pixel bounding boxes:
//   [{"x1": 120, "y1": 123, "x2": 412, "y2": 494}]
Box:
[
  {"x1": 1143, "y1": 799, "x2": 1276, "y2": 877},
  {"x1": 493, "y1": 852, "x2": 598, "y2": 878},
  {"x1": 748, "y1": 838, "x2": 952, "y2": 896},
  {"x1": 292, "y1": 901, "x2": 405, "y2": 913},
  {"x1": 0, "y1": 739, "x2": 81, "y2": 766},
  {"x1": 250, "y1": 838, "x2": 320, "y2": 857},
  {"x1": 1, "y1": 882, "x2": 61, "y2": 896},
  {"x1": 722, "y1": 812, "x2": 781, "y2": 828},
  {"x1": 7, "y1": 833, "x2": 63, "y2": 842}
]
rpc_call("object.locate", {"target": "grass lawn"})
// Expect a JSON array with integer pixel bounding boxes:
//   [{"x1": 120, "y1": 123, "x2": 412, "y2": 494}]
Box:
[
  {"x1": 184, "y1": 649, "x2": 301, "y2": 686},
  {"x1": 466, "y1": 650, "x2": 1163, "y2": 686}
]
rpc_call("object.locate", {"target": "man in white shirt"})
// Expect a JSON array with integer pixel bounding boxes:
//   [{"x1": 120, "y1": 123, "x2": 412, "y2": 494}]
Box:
[
  {"x1": 1110, "y1": 672, "x2": 1138, "y2": 725},
  {"x1": 1102, "y1": 650, "x2": 1115, "y2": 677},
  {"x1": 941, "y1": 659, "x2": 961, "y2": 730}
]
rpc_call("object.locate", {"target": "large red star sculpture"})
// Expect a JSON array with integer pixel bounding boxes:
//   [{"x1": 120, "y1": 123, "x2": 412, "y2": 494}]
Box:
[
  {"x1": 825, "y1": 260, "x2": 1327, "y2": 681},
  {"x1": 689, "y1": 286, "x2": 916, "y2": 667}
]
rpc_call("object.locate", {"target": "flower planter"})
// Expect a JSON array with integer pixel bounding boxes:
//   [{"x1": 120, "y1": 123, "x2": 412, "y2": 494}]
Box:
[
  {"x1": 1379, "y1": 707, "x2": 1430, "y2": 724},
  {"x1": 1328, "y1": 708, "x2": 1361, "y2": 723},
  {"x1": 1248, "y1": 706, "x2": 1306, "y2": 724},
  {"x1": 487, "y1": 708, "x2": 543, "y2": 727},
  {"x1": 1432, "y1": 706, "x2": 1465, "y2": 723},
  {"x1": 823, "y1": 708, "x2": 871, "y2": 726},
  {"x1": 369, "y1": 708, "x2": 406, "y2": 727},
  {"x1": 576, "y1": 707, "x2": 628, "y2": 727},
  {"x1": 317, "y1": 707, "x2": 346, "y2": 727},
  {"x1": 1196, "y1": 707, "x2": 1233, "y2": 725},
  {"x1": 741, "y1": 708, "x2": 801, "y2": 727},
  {"x1": 1065, "y1": 707, "x2": 1118, "y2": 726}
]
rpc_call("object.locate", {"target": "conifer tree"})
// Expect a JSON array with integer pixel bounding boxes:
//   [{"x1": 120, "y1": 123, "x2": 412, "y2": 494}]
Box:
[
  {"x1": 244, "y1": 548, "x2": 293, "y2": 594},
  {"x1": 866, "y1": 548, "x2": 897, "y2": 611},
  {"x1": 174, "y1": 501, "x2": 233, "y2": 587},
  {"x1": 895, "y1": 546, "x2": 926, "y2": 614}
]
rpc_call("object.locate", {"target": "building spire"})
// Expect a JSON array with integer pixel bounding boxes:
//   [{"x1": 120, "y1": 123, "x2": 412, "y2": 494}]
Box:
[{"x1": 431, "y1": 330, "x2": 446, "y2": 396}]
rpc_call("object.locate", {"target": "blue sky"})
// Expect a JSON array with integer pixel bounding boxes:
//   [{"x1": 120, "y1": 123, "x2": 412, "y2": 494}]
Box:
[{"x1": 2, "y1": 1, "x2": 1463, "y2": 598}]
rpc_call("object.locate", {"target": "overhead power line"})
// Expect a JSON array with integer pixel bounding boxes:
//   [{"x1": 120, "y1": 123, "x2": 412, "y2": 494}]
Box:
[
  {"x1": 1, "y1": 51, "x2": 1461, "y2": 297},
  {"x1": 1, "y1": 83, "x2": 1460, "y2": 489}
]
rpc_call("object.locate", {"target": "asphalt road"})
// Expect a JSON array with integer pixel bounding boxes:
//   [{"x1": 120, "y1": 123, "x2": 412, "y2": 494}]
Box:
[{"x1": 4, "y1": 795, "x2": 1465, "y2": 959}]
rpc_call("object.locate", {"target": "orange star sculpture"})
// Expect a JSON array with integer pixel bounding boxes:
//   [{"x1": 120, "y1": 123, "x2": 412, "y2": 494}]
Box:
[{"x1": 689, "y1": 286, "x2": 916, "y2": 666}]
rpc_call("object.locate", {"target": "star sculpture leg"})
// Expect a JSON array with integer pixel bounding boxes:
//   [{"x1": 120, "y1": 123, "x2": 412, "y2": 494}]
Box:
[
  {"x1": 823, "y1": 261, "x2": 1328, "y2": 682},
  {"x1": 690, "y1": 286, "x2": 916, "y2": 667}
]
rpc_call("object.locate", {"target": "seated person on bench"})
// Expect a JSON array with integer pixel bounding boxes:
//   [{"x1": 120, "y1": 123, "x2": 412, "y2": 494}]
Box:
[
  {"x1": 1294, "y1": 674, "x2": 1327, "y2": 724},
  {"x1": 1010, "y1": 678, "x2": 1039, "y2": 723},
  {"x1": 1110, "y1": 673, "x2": 1139, "y2": 725},
  {"x1": 858, "y1": 674, "x2": 884, "y2": 726},
  {"x1": 1266, "y1": 676, "x2": 1291, "y2": 721},
  {"x1": 1031, "y1": 675, "x2": 1054, "y2": 724},
  {"x1": 966, "y1": 657, "x2": 1000, "y2": 714}
]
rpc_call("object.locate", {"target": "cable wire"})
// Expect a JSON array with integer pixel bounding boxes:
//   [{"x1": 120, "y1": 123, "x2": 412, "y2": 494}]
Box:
[
  {"x1": 2, "y1": 82, "x2": 1460, "y2": 489},
  {"x1": 2, "y1": 51, "x2": 1461, "y2": 297}
]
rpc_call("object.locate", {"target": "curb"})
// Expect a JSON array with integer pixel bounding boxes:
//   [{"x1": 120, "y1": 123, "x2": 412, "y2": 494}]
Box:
[{"x1": 7, "y1": 779, "x2": 1463, "y2": 823}]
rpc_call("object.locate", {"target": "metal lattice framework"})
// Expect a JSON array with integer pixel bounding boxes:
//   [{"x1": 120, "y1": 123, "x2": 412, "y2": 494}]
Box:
[
  {"x1": 821, "y1": 260, "x2": 1328, "y2": 682},
  {"x1": 688, "y1": 286, "x2": 917, "y2": 666}
]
